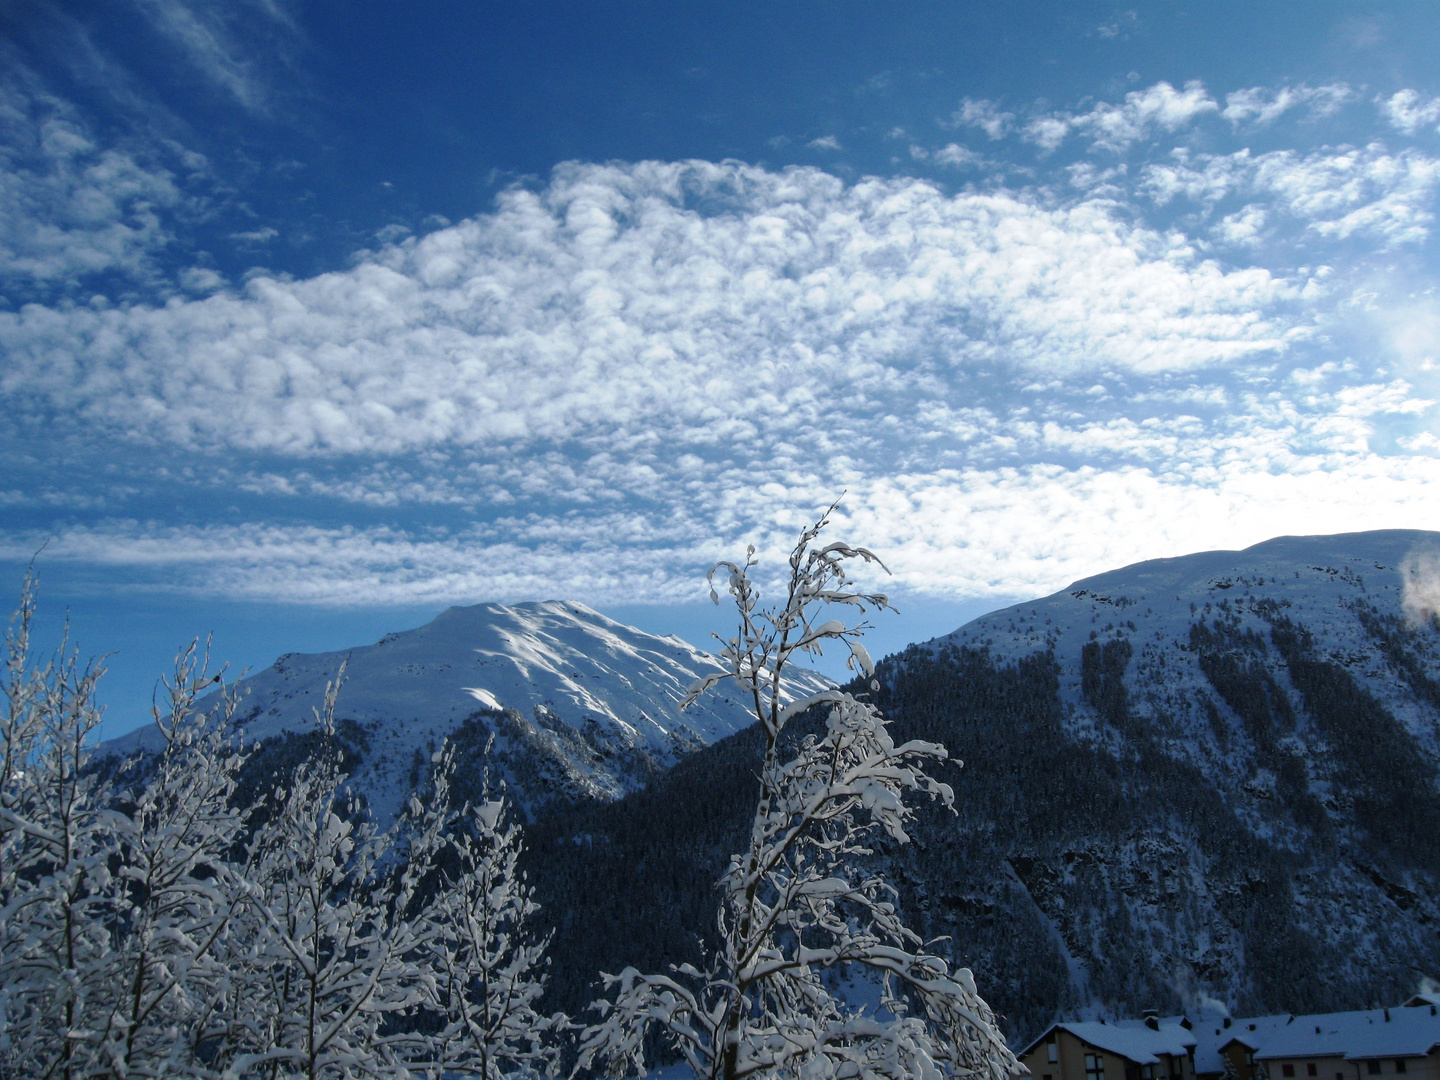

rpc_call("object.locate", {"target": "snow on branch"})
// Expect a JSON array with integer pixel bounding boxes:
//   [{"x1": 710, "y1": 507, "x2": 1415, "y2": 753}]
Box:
[{"x1": 579, "y1": 502, "x2": 1022, "y2": 1080}]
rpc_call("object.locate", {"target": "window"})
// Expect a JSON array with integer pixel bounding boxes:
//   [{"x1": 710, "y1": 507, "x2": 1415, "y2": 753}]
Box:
[
  {"x1": 1395, "y1": 1063, "x2": 1407, "y2": 1074},
  {"x1": 1050, "y1": 1044, "x2": 1059, "y2": 1065},
  {"x1": 1087, "y1": 1053, "x2": 1106, "y2": 1080},
  {"x1": 1368, "y1": 1063, "x2": 1382, "y2": 1075},
  {"x1": 1142, "y1": 1065, "x2": 1154, "y2": 1079},
  {"x1": 1283, "y1": 1065, "x2": 1295, "y2": 1077},
  {"x1": 1308, "y1": 1066, "x2": 1317, "y2": 1076}
]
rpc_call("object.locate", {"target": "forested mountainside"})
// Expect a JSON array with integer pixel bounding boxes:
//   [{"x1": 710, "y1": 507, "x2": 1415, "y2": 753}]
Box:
[
  {"x1": 521, "y1": 530, "x2": 1440, "y2": 1046},
  {"x1": 102, "y1": 599, "x2": 830, "y2": 823}
]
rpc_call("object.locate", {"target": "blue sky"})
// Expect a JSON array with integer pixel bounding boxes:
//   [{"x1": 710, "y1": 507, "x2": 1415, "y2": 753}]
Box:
[{"x1": 6, "y1": 1, "x2": 1440, "y2": 734}]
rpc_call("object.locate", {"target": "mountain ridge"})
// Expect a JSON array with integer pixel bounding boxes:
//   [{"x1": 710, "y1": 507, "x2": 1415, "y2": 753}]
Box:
[
  {"x1": 102, "y1": 598, "x2": 833, "y2": 823},
  {"x1": 95, "y1": 531, "x2": 1440, "y2": 1041}
]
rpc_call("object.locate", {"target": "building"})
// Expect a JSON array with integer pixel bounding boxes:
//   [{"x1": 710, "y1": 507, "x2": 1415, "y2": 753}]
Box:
[
  {"x1": 1245, "y1": 1005, "x2": 1440, "y2": 1080},
  {"x1": 1164, "y1": 1002, "x2": 1440, "y2": 1080},
  {"x1": 1193, "y1": 1015, "x2": 1295, "y2": 1080},
  {"x1": 1018, "y1": 1015, "x2": 1198, "y2": 1080}
]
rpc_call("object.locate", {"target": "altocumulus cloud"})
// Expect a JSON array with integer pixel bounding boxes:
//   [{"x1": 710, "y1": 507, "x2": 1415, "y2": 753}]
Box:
[
  {"x1": 0, "y1": 81, "x2": 197, "y2": 292},
  {"x1": 5, "y1": 82, "x2": 1440, "y2": 607},
  {"x1": 3, "y1": 159, "x2": 1301, "y2": 454}
]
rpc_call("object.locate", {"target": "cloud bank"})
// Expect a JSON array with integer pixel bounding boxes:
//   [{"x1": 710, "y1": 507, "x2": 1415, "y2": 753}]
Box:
[
  {"x1": 3, "y1": 160, "x2": 1303, "y2": 456},
  {"x1": 4, "y1": 79, "x2": 1440, "y2": 608}
]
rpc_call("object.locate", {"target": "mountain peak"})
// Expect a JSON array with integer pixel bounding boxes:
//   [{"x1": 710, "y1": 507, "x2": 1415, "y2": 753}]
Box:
[{"x1": 103, "y1": 599, "x2": 831, "y2": 823}]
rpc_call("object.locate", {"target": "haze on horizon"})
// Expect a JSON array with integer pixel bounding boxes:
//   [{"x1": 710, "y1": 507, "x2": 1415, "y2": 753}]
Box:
[{"x1": 4, "y1": 1, "x2": 1440, "y2": 734}]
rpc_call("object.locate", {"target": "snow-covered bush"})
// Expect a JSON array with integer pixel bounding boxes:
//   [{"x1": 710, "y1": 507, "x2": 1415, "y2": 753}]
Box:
[{"x1": 577, "y1": 505, "x2": 1023, "y2": 1080}]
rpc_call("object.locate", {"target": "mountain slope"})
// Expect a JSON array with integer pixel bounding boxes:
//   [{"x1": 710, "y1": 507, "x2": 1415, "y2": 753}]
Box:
[
  {"x1": 518, "y1": 531, "x2": 1440, "y2": 1043},
  {"x1": 937, "y1": 529, "x2": 1440, "y2": 765},
  {"x1": 105, "y1": 600, "x2": 831, "y2": 823},
  {"x1": 880, "y1": 529, "x2": 1440, "y2": 1033}
]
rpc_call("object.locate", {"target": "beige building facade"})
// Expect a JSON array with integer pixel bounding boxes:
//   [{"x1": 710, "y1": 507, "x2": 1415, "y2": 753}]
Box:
[{"x1": 1019, "y1": 1017, "x2": 1198, "y2": 1080}]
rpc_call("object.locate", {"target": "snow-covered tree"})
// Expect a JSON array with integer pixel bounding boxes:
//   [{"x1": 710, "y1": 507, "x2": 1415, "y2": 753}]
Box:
[
  {"x1": 578, "y1": 505, "x2": 1023, "y2": 1080},
  {"x1": 401, "y1": 743, "x2": 565, "y2": 1079},
  {"x1": 217, "y1": 668, "x2": 437, "y2": 1080},
  {"x1": 88, "y1": 640, "x2": 253, "y2": 1078},
  {"x1": 0, "y1": 571, "x2": 121, "y2": 1079},
  {"x1": 1, "y1": 572, "x2": 257, "y2": 1079},
  {"x1": 0, "y1": 580, "x2": 570, "y2": 1079}
]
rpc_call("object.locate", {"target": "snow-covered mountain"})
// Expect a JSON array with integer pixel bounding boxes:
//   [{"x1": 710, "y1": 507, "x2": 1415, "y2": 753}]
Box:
[
  {"x1": 936, "y1": 529, "x2": 1440, "y2": 754},
  {"x1": 879, "y1": 528, "x2": 1440, "y2": 1035},
  {"x1": 104, "y1": 600, "x2": 831, "y2": 823},
  {"x1": 516, "y1": 531, "x2": 1440, "y2": 1043}
]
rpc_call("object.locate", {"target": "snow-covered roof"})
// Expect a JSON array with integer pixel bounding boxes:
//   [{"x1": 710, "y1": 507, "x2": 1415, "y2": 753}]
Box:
[
  {"x1": 1022, "y1": 1020, "x2": 1197, "y2": 1065},
  {"x1": 1032, "y1": 1005, "x2": 1440, "y2": 1076},
  {"x1": 1256, "y1": 1008, "x2": 1440, "y2": 1062},
  {"x1": 1192, "y1": 1016, "x2": 1293, "y2": 1075}
]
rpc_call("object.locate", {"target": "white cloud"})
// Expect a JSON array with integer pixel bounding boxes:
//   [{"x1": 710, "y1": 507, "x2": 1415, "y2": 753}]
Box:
[
  {"x1": 932, "y1": 143, "x2": 983, "y2": 168},
  {"x1": 10, "y1": 442, "x2": 1440, "y2": 606},
  {"x1": 1210, "y1": 204, "x2": 1268, "y2": 247},
  {"x1": 1069, "y1": 81, "x2": 1218, "y2": 153},
  {"x1": 807, "y1": 135, "x2": 841, "y2": 151},
  {"x1": 0, "y1": 83, "x2": 188, "y2": 289},
  {"x1": 1257, "y1": 145, "x2": 1440, "y2": 245},
  {"x1": 8, "y1": 77, "x2": 1440, "y2": 613},
  {"x1": 1141, "y1": 144, "x2": 1440, "y2": 246},
  {"x1": 1141, "y1": 150, "x2": 1242, "y2": 206},
  {"x1": 951, "y1": 98, "x2": 1013, "y2": 140},
  {"x1": 0, "y1": 160, "x2": 1302, "y2": 457},
  {"x1": 0, "y1": 519, "x2": 719, "y2": 606},
  {"x1": 1065, "y1": 162, "x2": 1126, "y2": 193},
  {"x1": 1011, "y1": 81, "x2": 1354, "y2": 155},
  {"x1": 1023, "y1": 116, "x2": 1071, "y2": 152},
  {"x1": 179, "y1": 266, "x2": 226, "y2": 292},
  {"x1": 1381, "y1": 89, "x2": 1440, "y2": 135},
  {"x1": 1222, "y1": 84, "x2": 1353, "y2": 127},
  {"x1": 1019, "y1": 81, "x2": 1218, "y2": 154},
  {"x1": 1095, "y1": 11, "x2": 1139, "y2": 40},
  {"x1": 129, "y1": 0, "x2": 301, "y2": 114},
  {"x1": 1378, "y1": 302, "x2": 1440, "y2": 371}
]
